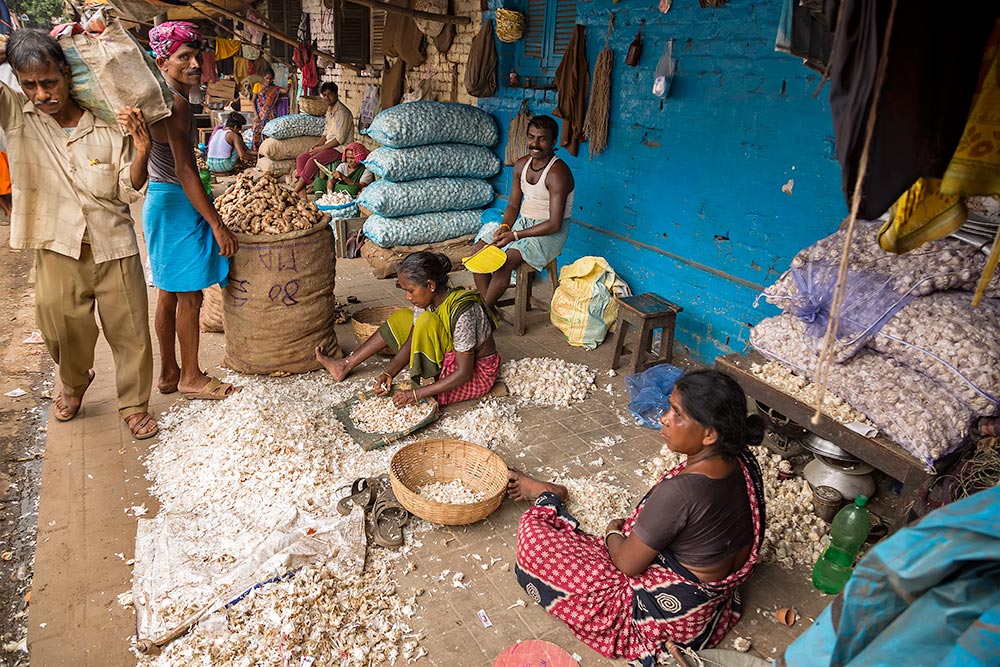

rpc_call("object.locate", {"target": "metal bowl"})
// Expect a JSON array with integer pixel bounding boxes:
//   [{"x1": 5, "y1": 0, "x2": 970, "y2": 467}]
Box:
[{"x1": 799, "y1": 432, "x2": 858, "y2": 462}]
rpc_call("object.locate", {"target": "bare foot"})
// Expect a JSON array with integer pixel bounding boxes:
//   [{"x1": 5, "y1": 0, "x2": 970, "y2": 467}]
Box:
[
  {"x1": 158, "y1": 370, "x2": 180, "y2": 394},
  {"x1": 316, "y1": 346, "x2": 351, "y2": 381},
  {"x1": 507, "y1": 468, "x2": 568, "y2": 502}
]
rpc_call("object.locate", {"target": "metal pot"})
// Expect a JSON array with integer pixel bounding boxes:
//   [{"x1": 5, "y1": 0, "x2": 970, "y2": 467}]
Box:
[
  {"x1": 799, "y1": 432, "x2": 858, "y2": 462},
  {"x1": 804, "y1": 454, "x2": 876, "y2": 502}
]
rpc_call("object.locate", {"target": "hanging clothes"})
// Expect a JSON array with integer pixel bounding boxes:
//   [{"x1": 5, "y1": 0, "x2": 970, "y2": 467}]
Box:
[
  {"x1": 381, "y1": 58, "x2": 406, "y2": 110},
  {"x1": 464, "y1": 20, "x2": 498, "y2": 98},
  {"x1": 554, "y1": 24, "x2": 589, "y2": 157},
  {"x1": 827, "y1": 0, "x2": 998, "y2": 219},
  {"x1": 383, "y1": 4, "x2": 426, "y2": 68},
  {"x1": 294, "y1": 42, "x2": 319, "y2": 91},
  {"x1": 215, "y1": 37, "x2": 241, "y2": 60},
  {"x1": 200, "y1": 49, "x2": 219, "y2": 83},
  {"x1": 774, "y1": 0, "x2": 832, "y2": 73},
  {"x1": 232, "y1": 56, "x2": 250, "y2": 82}
]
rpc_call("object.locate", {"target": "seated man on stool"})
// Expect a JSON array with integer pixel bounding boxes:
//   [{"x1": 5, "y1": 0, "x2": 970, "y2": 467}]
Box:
[{"x1": 472, "y1": 115, "x2": 574, "y2": 311}]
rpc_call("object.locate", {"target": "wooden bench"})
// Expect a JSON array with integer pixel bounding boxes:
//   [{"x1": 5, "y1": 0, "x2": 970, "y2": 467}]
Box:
[
  {"x1": 495, "y1": 259, "x2": 559, "y2": 336},
  {"x1": 716, "y1": 352, "x2": 957, "y2": 530}
]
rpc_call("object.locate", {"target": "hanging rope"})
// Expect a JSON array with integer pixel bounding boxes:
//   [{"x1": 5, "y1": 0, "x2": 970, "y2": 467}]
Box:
[
  {"x1": 811, "y1": 0, "x2": 898, "y2": 425},
  {"x1": 582, "y1": 13, "x2": 614, "y2": 159}
]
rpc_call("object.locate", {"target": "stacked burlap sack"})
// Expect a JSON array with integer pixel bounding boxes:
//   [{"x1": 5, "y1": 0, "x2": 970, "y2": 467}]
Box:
[
  {"x1": 751, "y1": 221, "x2": 1000, "y2": 468},
  {"x1": 357, "y1": 101, "x2": 500, "y2": 277},
  {"x1": 257, "y1": 114, "x2": 328, "y2": 176}
]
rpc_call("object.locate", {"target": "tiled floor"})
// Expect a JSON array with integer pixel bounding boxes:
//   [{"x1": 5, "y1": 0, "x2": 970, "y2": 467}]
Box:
[{"x1": 27, "y1": 250, "x2": 828, "y2": 666}]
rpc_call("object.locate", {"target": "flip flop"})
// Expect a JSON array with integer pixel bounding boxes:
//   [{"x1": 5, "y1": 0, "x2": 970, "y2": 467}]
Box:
[
  {"x1": 53, "y1": 370, "x2": 95, "y2": 422},
  {"x1": 336, "y1": 477, "x2": 377, "y2": 516},
  {"x1": 124, "y1": 412, "x2": 159, "y2": 440},
  {"x1": 370, "y1": 476, "x2": 409, "y2": 548},
  {"x1": 158, "y1": 381, "x2": 179, "y2": 395},
  {"x1": 182, "y1": 377, "x2": 240, "y2": 401}
]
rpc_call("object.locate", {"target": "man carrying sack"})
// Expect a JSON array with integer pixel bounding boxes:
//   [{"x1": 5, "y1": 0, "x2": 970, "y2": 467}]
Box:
[{"x1": 0, "y1": 29, "x2": 158, "y2": 438}]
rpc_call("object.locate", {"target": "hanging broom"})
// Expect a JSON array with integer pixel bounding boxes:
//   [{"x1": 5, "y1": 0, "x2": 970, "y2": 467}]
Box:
[{"x1": 583, "y1": 13, "x2": 615, "y2": 160}]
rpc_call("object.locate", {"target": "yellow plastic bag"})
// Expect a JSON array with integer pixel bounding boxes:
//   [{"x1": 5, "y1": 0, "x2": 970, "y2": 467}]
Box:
[{"x1": 549, "y1": 256, "x2": 619, "y2": 350}]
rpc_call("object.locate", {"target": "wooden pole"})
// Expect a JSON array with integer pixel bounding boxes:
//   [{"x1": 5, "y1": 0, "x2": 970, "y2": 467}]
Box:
[
  {"x1": 195, "y1": 0, "x2": 338, "y2": 61},
  {"x1": 344, "y1": 0, "x2": 471, "y2": 25}
]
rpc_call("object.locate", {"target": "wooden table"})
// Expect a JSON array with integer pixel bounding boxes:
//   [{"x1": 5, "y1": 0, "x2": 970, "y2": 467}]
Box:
[{"x1": 716, "y1": 352, "x2": 953, "y2": 529}]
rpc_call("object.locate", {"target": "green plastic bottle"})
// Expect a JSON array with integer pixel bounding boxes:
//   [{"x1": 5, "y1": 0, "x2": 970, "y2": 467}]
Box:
[
  {"x1": 811, "y1": 494, "x2": 871, "y2": 594},
  {"x1": 199, "y1": 169, "x2": 212, "y2": 195}
]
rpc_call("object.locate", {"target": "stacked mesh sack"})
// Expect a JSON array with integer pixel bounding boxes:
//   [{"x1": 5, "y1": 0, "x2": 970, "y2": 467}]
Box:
[
  {"x1": 257, "y1": 114, "x2": 328, "y2": 176},
  {"x1": 750, "y1": 220, "x2": 1000, "y2": 469},
  {"x1": 358, "y1": 102, "x2": 500, "y2": 271}
]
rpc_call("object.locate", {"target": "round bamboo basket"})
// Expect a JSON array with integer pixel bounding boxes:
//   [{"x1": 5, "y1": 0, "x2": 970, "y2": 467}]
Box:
[
  {"x1": 298, "y1": 95, "x2": 327, "y2": 116},
  {"x1": 495, "y1": 8, "x2": 525, "y2": 43},
  {"x1": 351, "y1": 306, "x2": 401, "y2": 355},
  {"x1": 389, "y1": 439, "x2": 508, "y2": 525}
]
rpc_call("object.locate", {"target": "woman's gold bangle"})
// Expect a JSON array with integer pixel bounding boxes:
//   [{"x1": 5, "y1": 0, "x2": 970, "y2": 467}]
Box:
[
  {"x1": 412, "y1": 388, "x2": 418, "y2": 401},
  {"x1": 500, "y1": 223, "x2": 511, "y2": 229}
]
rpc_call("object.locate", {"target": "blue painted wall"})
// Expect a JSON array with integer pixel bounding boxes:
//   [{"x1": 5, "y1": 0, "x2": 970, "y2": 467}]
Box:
[{"x1": 477, "y1": 0, "x2": 847, "y2": 362}]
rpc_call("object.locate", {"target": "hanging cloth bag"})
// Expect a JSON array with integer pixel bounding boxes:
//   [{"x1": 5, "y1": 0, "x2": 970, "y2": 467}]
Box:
[
  {"x1": 549, "y1": 256, "x2": 620, "y2": 350},
  {"x1": 505, "y1": 100, "x2": 531, "y2": 166},
  {"x1": 464, "y1": 20, "x2": 498, "y2": 98}
]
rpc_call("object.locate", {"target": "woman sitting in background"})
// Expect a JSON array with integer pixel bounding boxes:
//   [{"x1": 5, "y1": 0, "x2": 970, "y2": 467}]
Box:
[
  {"x1": 508, "y1": 369, "x2": 766, "y2": 666},
  {"x1": 206, "y1": 112, "x2": 255, "y2": 174},
  {"x1": 316, "y1": 252, "x2": 500, "y2": 407},
  {"x1": 321, "y1": 142, "x2": 374, "y2": 197}
]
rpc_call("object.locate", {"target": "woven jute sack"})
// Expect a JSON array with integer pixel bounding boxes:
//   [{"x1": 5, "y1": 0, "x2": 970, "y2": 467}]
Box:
[
  {"x1": 258, "y1": 136, "x2": 320, "y2": 161},
  {"x1": 200, "y1": 284, "x2": 224, "y2": 333},
  {"x1": 360, "y1": 234, "x2": 477, "y2": 279},
  {"x1": 222, "y1": 220, "x2": 340, "y2": 373}
]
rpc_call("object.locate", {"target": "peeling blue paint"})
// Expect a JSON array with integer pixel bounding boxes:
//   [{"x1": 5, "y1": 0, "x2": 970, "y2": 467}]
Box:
[{"x1": 478, "y1": 0, "x2": 845, "y2": 362}]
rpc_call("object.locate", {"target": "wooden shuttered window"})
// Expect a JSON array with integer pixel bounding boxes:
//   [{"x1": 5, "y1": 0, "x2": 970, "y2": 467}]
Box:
[
  {"x1": 370, "y1": 9, "x2": 387, "y2": 68},
  {"x1": 335, "y1": 0, "x2": 372, "y2": 66},
  {"x1": 267, "y1": 0, "x2": 302, "y2": 62},
  {"x1": 512, "y1": 0, "x2": 577, "y2": 78}
]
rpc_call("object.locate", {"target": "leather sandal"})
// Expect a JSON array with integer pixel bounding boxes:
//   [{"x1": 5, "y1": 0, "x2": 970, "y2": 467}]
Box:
[
  {"x1": 336, "y1": 477, "x2": 377, "y2": 516},
  {"x1": 369, "y1": 475, "x2": 409, "y2": 548}
]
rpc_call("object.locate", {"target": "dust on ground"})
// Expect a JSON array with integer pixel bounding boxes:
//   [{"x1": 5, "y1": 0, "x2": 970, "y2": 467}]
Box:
[{"x1": 0, "y1": 227, "x2": 51, "y2": 666}]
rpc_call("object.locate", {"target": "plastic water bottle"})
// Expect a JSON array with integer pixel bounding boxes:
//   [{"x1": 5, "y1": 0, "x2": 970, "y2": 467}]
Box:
[{"x1": 811, "y1": 494, "x2": 871, "y2": 594}]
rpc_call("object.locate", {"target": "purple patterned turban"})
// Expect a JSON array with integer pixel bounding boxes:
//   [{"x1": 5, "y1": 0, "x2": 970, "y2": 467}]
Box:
[{"x1": 148, "y1": 21, "x2": 203, "y2": 59}]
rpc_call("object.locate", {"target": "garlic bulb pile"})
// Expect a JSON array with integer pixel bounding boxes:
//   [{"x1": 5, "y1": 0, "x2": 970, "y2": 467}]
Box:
[
  {"x1": 871, "y1": 292, "x2": 1000, "y2": 414},
  {"x1": 763, "y1": 221, "x2": 1000, "y2": 309},
  {"x1": 749, "y1": 360, "x2": 870, "y2": 426},
  {"x1": 501, "y1": 357, "x2": 596, "y2": 407},
  {"x1": 316, "y1": 191, "x2": 354, "y2": 206},
  {"x1": 141, "y1": 374, "x2": 426, "y2": 664},
  {"x1": 439, "y1": 397, "x2": 520, "y2": 450},
  {"x1": 752, "y1": 313, "x2": 974, "y2": 465},
  {"x1": 553, "y1": 477, "x2": 635, "y2": 536},
  {"x1": 417, "y1": 480, "x2": 485, "y2": 504},
  {"x1": 216, "y1": 172, "x2": 324, "y2": 235},
  {"x1": 350, "y1": 395, "x2": 434, "y2": 434}
]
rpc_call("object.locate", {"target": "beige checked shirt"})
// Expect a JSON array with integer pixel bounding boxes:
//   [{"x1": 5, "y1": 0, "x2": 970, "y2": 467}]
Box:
[
  {"x1": 0, "y1": 83, "x2": 144, "y2": 263},
  {"x1": 324, "y1": 100, "x2": 354, "y2": 150}
]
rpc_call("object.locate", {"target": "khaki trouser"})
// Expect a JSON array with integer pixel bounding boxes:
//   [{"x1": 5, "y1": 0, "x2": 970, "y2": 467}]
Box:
[{"x1": 34, "y1": 247, "x2": 153, "y2": 419}]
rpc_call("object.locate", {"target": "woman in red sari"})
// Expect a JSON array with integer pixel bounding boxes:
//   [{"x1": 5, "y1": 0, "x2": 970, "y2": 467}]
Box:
[
  {"x1": 251, "y1": 68, "x2": 285, "y2": 148},
  {"x1": 508, "y1": 369, "x2": 766, "y2": 666}
]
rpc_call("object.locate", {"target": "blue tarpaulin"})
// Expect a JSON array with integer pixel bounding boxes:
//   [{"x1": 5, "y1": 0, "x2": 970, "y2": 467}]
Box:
[{"x1": 783, "y1": 486, "x2": 1000, "y2": 667}]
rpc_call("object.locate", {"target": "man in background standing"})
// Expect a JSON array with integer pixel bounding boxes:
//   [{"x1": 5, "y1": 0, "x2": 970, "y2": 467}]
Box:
[{"x1": 0, "y1": 29, "x2": 158, "y2": 438}]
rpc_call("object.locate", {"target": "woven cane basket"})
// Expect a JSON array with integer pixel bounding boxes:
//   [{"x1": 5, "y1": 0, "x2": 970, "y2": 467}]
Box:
[
  {"x1": 298, "y1": 95, "x2": 327, "y2": 116},
  {"x1": 389, "y1": 439, "x2": 508, "y2": 525},
  {"x1": 351, "y1": 306, "x2": 401, "y2": 355},
  {"x1": 495, "y1": 8, "x2": 525, "y2": 43}
]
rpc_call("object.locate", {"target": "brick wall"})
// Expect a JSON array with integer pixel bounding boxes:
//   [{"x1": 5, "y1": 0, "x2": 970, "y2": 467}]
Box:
[{"x1": 301, "y1": 0, "x2": 483, "y2": 147}]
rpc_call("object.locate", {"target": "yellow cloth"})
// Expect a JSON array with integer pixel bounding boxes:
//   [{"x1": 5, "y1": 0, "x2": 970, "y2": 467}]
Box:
[
  {"x1": 215, "y1": 38, "x2": 241, "y2": 61},
  {"x1": 0, "y1": 83, "x2": 143, "y2": 263},
  {"x1": 35, "y1": 246, "x2": 153, "y2": 417},
  {"x1": 233, "y1": 56, "x2": 250, "y2": 83},
  {"x1": 940, "y1": 29, "x2": 1000, "y2": 196},
  {"x1": 881, "y1": 24, "x2": 1000, "y2": 254}
]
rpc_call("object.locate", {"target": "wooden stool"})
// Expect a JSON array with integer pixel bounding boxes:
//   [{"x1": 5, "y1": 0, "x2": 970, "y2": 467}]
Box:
[
  {"x1": 496, "y1": 259, "x2": 560, "y2": 336},
  {"x1": 611, "y1": 293, "x2": 683, "y2": 374}
]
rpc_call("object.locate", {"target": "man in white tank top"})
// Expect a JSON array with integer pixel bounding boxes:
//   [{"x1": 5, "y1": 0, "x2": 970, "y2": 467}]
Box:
[{"x1": 472, "y1": 115, "x2": 575, "y2": 311}]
